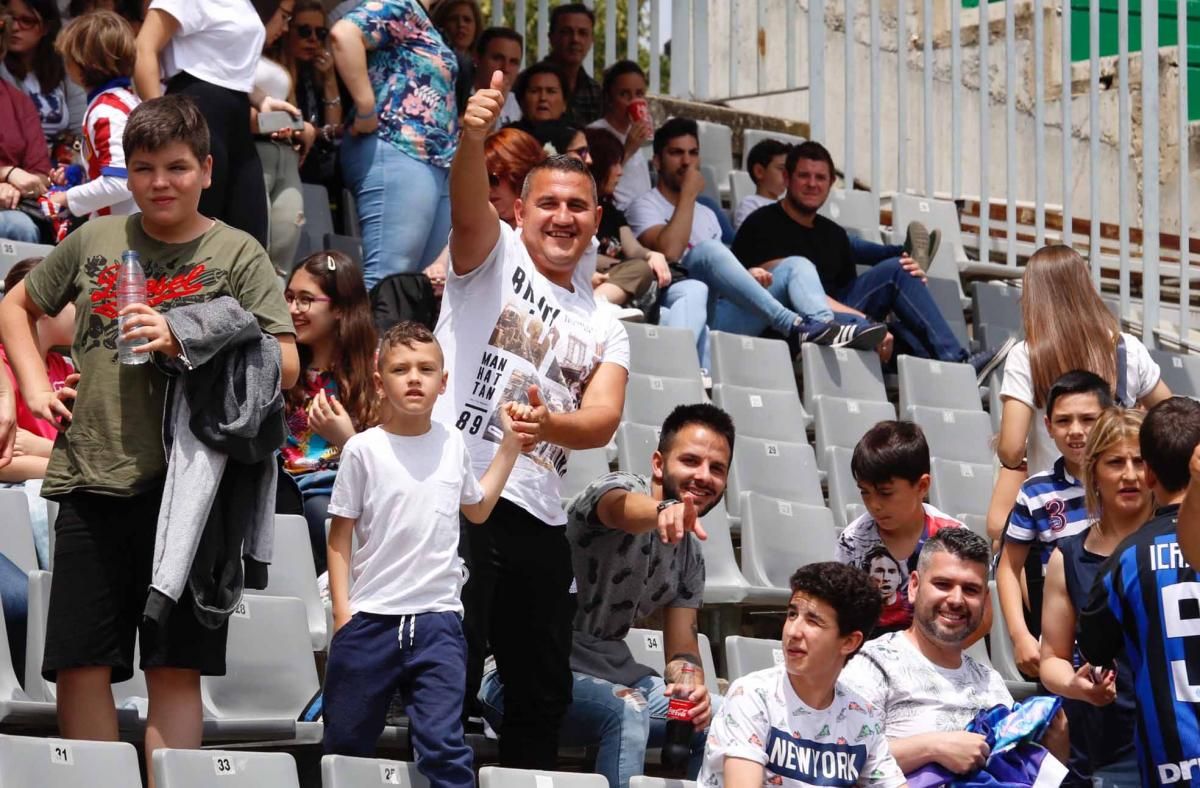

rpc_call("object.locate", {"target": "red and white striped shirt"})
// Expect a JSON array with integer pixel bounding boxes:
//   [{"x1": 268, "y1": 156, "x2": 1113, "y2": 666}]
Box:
[{"x1": 67, "y1": 79, "x2": 139, "y2": 218}]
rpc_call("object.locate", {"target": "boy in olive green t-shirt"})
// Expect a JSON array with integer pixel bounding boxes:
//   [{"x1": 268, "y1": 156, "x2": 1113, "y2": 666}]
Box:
[{"x1": 0, "y1": 95, "x2": 298, "y2": 779}]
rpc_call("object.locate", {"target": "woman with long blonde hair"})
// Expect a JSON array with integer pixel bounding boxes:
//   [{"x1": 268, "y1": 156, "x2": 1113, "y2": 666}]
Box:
[{"x1": 1039, "y1": 408, "x2": 1147, "y2": 786}]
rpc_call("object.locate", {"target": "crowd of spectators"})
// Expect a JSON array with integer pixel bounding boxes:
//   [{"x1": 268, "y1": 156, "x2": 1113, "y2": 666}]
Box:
[{"x1": 1, "y1": 2, "x2": 1200, "y2": 788}]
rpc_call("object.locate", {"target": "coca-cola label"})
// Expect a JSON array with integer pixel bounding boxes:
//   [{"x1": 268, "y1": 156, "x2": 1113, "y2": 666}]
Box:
[{"x1": 666, "y1": 697, "x2": 695, "y2": 722}]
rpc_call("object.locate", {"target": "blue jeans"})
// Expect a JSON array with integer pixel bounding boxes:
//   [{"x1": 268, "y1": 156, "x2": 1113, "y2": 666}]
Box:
[
  {"x1": 849, "y1": 238, "x2": 903, "y2": 266},
  {"x1": 658, "y1": 279, "x2": 711, "y2": 369},
  {"x1": 712, "y1": 256, "x2": 834, "y2": 336},
  {"x1": 1091, "y1": 756, "x2": 1140, "y2": 787},
  {"x1": 341, "y1": 134, "x2": 451, "y2": 290},
  {"x1": 0, "y1": 552, "x2": 28, "y2": 681},
  {"x1": 697, "y1": 195, "x2": 735, "y2": 245},
  {"x1": 683, "y1": 240, "x2": 800, "y2": 337},
  {"x1": 481, "y1": 669, "x2": 711, "y2": 788},
  {"x1": 0, "y1": 211, "x2": 40, "y2": 243},
  {"x1": 835, "y1": 257, "x2": 967, "y2": 362}
]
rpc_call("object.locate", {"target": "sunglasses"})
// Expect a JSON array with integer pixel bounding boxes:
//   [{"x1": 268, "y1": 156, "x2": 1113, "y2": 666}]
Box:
[
  {"x1": 487, "y1": 173, "x2": 501, "y2": 188},
  {"x1": 296, "y1": 24, "x2": 329, "y2": 41}
]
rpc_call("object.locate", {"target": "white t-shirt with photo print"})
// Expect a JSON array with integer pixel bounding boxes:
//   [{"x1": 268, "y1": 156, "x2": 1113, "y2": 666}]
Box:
[
  {"x1": 699, "y1": 665, "x2": 905, "y2": 788},
  {"x1": 839, "y1": 631, "x2": 1013, "y2": 739},
  {"x1": 434, "y1": 221, "x2": 630, "y2": 526}
]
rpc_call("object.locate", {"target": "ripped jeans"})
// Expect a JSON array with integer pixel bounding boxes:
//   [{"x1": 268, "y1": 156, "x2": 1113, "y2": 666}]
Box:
[{"x1": 480, "y1": 668, "x2": 711, "y2": 788}]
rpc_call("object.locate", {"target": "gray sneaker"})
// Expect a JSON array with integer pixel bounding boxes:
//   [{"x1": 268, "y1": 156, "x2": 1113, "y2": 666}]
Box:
[{"x1": 904, "y1": 221, "x2": 940, "y2": 272}]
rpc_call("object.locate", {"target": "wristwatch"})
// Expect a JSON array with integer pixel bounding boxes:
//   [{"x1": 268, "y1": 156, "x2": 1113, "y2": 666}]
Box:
[{"x1": 656, "y1": 499, "x2": 681, "y2": 513}]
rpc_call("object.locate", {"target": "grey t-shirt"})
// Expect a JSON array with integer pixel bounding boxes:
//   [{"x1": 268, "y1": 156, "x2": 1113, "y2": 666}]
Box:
[{"x1": 567, "y1": 472, "x2": 706, "y2": 686}]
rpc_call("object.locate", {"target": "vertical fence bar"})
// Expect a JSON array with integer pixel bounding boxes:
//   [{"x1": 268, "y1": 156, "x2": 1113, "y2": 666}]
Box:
[
  {"x1": 922, "y1": 0, "x2": 933, "y2": 196},
  {"x1": 756, "y1": 0, "x2": 766, "y2": 95},
  {"x1": 1119, "y1": 0, "x2": 1131, "y2": 317},
  {"x1": 491, "y1": 0, "x2": 502, "y2": 26},
  {"x1": 627, "y1": 0, "x2": 638, "y2": 61},
  {"x1": 951, "y1": 0, "x2": 961, "y2": 199},
  {"x1": 604, "y1": 0, "x2": 616, "y2": 70},
  {"x1": 979, "y1": 1, "x2": 990, "y2": 262},
  {"x1": 1142, "y1": 0, "x2": 1160, "y2": 344},
  {"x1": 1034, "y1": 0, "x2": 1046, "y2": 247},
  {"x1": 695, "y1": 0, "x2": 709, "y2": 99},
  {"x1": 650, "y1": 0, "x2": 661, "y2": 94},
  {"x1": 1180, "y1": 0, "x2": 1191, "y2": 343},
  {"x1": 1088, "y1": 0, "x2": 1100, "y2": 287},
  {"x1": 810, "y1": 0, "x2": 825, "y2": 140},
  {"x1": 870, "y1": 0, "x2": 880, "y2": 192},
  {"x1": 671, "y1": 0, "x2": 689, "y2": 97},
  {"x1": 788, "y1": 0, "x2": 799, "y2": 90},
  {"x1": 727, "y1": 1, "x2": 737, "y2": 96},
  {"x1": 1005, "y1": 0, "x2": 1016, "y2": 267},
  {"x1": 516, "y1": 0, "x2": 528, "y2": 65},
  {"x1": 584, "y1": 0, "x2": 595, "y2": 76},
  {"x1": 845, "y1": 0, "x2": 856, "y2": 185},
  {"x1": 537, "y1": 0, "x2": 549, "y2": 60},
  {"x1": 1062, "y1": 0, "x2": 1072, "y2": 247},
  {"x1": 897, "y1": 0, "x2": 907, "y2": 195}
]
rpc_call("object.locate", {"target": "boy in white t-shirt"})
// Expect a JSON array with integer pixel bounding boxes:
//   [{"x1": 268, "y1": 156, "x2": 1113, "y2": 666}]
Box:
[
  {"x1": 322, "y1": 321, "x2": 527, "y2": 786},
  {"x1": 699, "y1": 562, "x2": 905, "y2": 788},
  {"x1": 733, "y1": 138, "x2": 789, "y2": 229}
]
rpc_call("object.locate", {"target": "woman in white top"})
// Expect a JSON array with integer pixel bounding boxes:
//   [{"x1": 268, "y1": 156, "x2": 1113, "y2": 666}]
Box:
[
  {"x1": 586, "y1": 60, "x2": 652, "y2": 210},
  {"x1": 133, "y1": 0, "x2": 299, "y2": 248},
  {"x1": 985, "y1": 245, "x2": 1171, "y2": 540},
  {"x1": 254, "y1": 3, "x2": 317, "y2": 270}
]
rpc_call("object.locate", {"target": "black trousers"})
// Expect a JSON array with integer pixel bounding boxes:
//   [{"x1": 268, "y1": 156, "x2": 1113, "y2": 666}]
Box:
[
  {"x1": 461, "y1": 499, "x2": 575, "y2": 769},
  {"x1": 166, "y1": 71, "x2": 269, "y2": 248}
]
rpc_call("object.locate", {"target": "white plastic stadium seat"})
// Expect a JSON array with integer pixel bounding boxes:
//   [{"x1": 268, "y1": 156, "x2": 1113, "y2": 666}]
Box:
[
  {"x1": 801, "y1": 345, "x2": 887, "y2": 410},
  {"x1": 630, "y1": 777, "x2": 696, "y2": 788},
  {"x1": 987, "y1": 581, "x2": 1039, "y2": 700},
  {"x1": 724, "y1": 636, "x2": 784, "y2": 682},
  {"x1": 0, "y1": 488, "x2": 40, "y2": 573},
  {"x1": 1150, "y1": 349, "x2": 1200, "y2": 398},
  {"x1": 622, "y1": 374, "x2": 707, "y2": 428},
  {"x1": 740, "y1": 129, "x2": 806, "y2": 169},
  {"x1": 696, "y1": 505, "x2": 751, "y2": 604},
  {"x1": 247, "y1": 514, "x2": 328, "y2": 651},
  {"x1": 897, "y1": 356, "x2": 983, "y2": 416},
  {"x1": 153, "y1": 748, "x2": 300, "y2": 788},
  {"x1": 811, "y1": 397, "x2": 896, "y2": 471},
  {"x1": 708, "y1": 331, "x2": 801, "y2": 395},
  {"x1": 0, "y1": 734, "x2": 140, "y2": 788},
  {"x1": 624, "y1": 629, "x2": 719, "y2": 685},
  {"x1": 910, "y1": 406, "x2": 994, "y2": 466},
  {"x1": 695, "y1": 120, "x2": 734, "y2": 200},
  {"x1": 562, "y1": 448, "x2": 610, "y2": 501},
  {"x1": 624, "y1": 323, "x2": 704, "y2": 383},
  {"x1": 891, "y1": 194, "x2": 1021, "y2": 283},
  {"x1": 616, "y1": 422, "x2": 658, "y2": 477},
  {"x1": 710, "y1": 384, "x2": 808, "y2": 444},
  {"x1": 322, "y1": 755, "x2": 428, "y2": 788},
  {"x1": 480, "y1": 766, "x2": 609, "y2": 788},
  {"x1": 928, "y1": 459, "x2": 993, "y2": 520},
  {"x1": 723, "y1": 438, "x2": 823, "y2": 521},
  {"x1": 739, "y1": 494, "x2": 839, "y2": 602},
  {"x1": 728, "y1": 171, "x2": 756, "y2": 220},
  {"x1": 819, "y1": 188, "x2": 883, "y2": 243},
  {"x1": 0, "y1": 239, "x2": 54, "y2": 286}
]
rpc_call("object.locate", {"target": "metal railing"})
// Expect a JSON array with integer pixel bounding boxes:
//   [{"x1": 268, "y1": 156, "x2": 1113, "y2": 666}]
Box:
[{"x1": 489, "y1": 0, "x2": 1194, "y2": 347}]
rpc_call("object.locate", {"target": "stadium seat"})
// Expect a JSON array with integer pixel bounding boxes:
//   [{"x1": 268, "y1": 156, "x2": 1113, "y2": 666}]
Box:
[
  {"x1": 987, "y1": 581, "x2": 1039, "y2": 700},
  {"x1": 928, "y1": 459, "x2": 993, "y2": 520},
  {"x1": 0, "y1": 734, "x2": 140, "y2": 788},
  {"x1": 482, "y1": 768, "x2": 607, "y2": 788},
  {"x1": 323, "y1": 233, "x2": 363, "y2": 269},
  {"x1": 616, "y1": 422, "x2": 658, "y2": 476},
  {"x1": 724, "y1": 438, "x2": 824, "y2": 520},
  {"x1": 153, "y1": 748, "x2": 300, "y2": 788},
  {"x1": 897, "y1": 356, "x2": 983, "y2": 416},
  {"x1": 818, "y1": 188, "x2": 883, "y2": 243},
  {"x1": 623, "y1": 374, "x2": 707, "y2": 427},
  {"x1": 800, "y1": 345, "x2": 887, "y2": 410},
  {"x1": 246, "y1": 515, "x2": 328, "y2": 651},
  {"x1": 563, "y1": 448, "x2": 610, "y2": 500},
  {"x1": 959, "y1": 514, "x2": 989, "y2": 540},
  {"x1": 910, "y1": 406, "x2": 994, "y2": 466},
  {"x1": 890, "y1": 194, "x2": 1021, "y2": 282},
  {"x1": 0, "y1": 239, "x2": 54, "y2": 285},
  {"x1": 695, "y1": 120, "x2": 734, "y2": 199},
  {"x1": 0, "y1": 604, "x2": 55, "y2": 727},
  {"x1": 341, "y1": 188, "x2": 360, "y2": 238},
  {"x1": 624, "y1": 323, "x2": 704, "y2": 382},
  {"x1": 741, "y1": 129, "x2": 806, "y2": 169},
  {"x1": 696, "y1": 505, "x2": 752, "y2": 604},
  {"x1": 699, "y1": 164, "x2": 722, "y2": 208},
  {"x1": 201, "y1": 594, "x2": 321, "y2": 743},
  {"x1": 708, "y1": 331, "x2": 802, "y2": 397},
  {"x1": 624, "y1": 629, "x2": 719, "y2": 685},
  {"x1": 825, "y1": 446, "x2": 866, "y2": 530},
  {"x1": 322, "y1": 755, "x2": 427, "y2": 788},
  {"x1": 1150, "y1": 349, "x2": 1200, "y2": 397},
  {"x1": 724, "y1": 635, "x2": 784, "y2": 681},
  {"x1": 299, "y1": 184, "x2": 335, "y2": 263},
  {"x1": 739, "y1": 493, "x2": 839, "y2": 601},
  {"x1": 0, "y1": 488, "x2": 39, "y2": 573},
  {"x1": 728, "y1": 171, "x2": 756, "y2": 217},
  {"x1": 711, "y1": 384, "x2": 809, "y2": 444},
  {"x1": 972, "y1": 281, "x2": 1023, "y2": 349},
  {"x1": 926, "y1": 276, "x2": 973, "y2": 350},
  {"x1": 631, "y1": 778, "x2": 695, "y2": 788},
  {"x1": 811, "y1": 397, "x2": 896, "y2": 471}
]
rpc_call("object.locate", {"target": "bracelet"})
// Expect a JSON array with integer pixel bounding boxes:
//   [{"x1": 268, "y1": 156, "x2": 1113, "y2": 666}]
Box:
[
  {"x1": 656, "y1": 498, "x2": 681, "y2": 513},
  {"x1": 2, "y1": 166, "x2": 13, "y2": 184},
  {"x1": 323, "y1": 95, "x2": 341, "y2": 106},
  {"x1": 998, "y1": 456, "x2": 1027, "y2": 472}
]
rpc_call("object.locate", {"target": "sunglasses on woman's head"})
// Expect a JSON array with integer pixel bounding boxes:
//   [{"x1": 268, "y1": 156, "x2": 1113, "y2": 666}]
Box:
[{"x1": 297, "y1": 24, "x2": 329, "y2": 41}]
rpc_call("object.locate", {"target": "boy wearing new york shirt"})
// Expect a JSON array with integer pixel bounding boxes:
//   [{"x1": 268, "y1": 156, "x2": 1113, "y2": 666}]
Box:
[
  {"x1": 322, "y1": 322, "x2": 527, "y2": 787},
  {"x1": 0, "y1": 95, "x2": 298, "y2": 782},
  {"x1": 699, "y1": 562, "x2": 905, "y2": 788}
]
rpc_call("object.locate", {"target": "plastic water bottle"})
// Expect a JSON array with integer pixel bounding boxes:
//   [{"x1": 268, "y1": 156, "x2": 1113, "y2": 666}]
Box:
[{"x1": 116, "y1": 250, "x2": 149, "y2": 365}]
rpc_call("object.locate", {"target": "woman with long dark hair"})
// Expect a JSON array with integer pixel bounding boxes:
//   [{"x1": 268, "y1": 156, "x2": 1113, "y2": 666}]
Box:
[{"x1": 3, "y1": 0, "x2": 86, "y2": 141}]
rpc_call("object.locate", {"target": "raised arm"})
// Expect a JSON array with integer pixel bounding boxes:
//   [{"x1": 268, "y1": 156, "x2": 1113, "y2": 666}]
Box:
[
  {"x1": 133, "y1": 9, "x2": 179, "y2": 100},
  {"x1": 461, "y1": 405, "x2": 524, "y2": 524},
  {"x1": 594, "y1": 487, "x2": 705, "y2": 543},
  {"x1": 448, "y1": 70, "x2": 505, "y2": 275}
]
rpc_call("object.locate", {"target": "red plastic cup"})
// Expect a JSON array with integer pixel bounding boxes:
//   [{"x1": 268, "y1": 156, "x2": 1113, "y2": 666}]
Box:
[{"x1": 627, "y1": 99, "x2": 650, "y2": 125}]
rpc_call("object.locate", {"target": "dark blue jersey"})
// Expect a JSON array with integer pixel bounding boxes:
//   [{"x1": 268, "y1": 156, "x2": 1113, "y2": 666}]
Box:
[{"x1": 1077, "y1": 504, "x2": 1200, "y2": 786}]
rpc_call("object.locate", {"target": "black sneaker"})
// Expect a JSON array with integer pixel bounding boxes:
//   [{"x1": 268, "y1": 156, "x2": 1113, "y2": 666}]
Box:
[
  {"x1": 970, "y1": 336, "x2": 1018, "y2": 384},
  {"x1": 830, "y1": 314, "x2": 889, "y2": 350},
  {"x1": 792, "y1": 318, "x2": 840, "y2": 346}
]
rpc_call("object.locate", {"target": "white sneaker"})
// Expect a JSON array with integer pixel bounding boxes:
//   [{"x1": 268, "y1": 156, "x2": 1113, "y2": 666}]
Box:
[{"x1": 595, "y1": 296, "x2": 645, "y2": 322}]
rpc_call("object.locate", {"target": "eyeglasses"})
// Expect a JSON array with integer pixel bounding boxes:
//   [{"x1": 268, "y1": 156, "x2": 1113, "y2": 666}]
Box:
[
  {"x1": 11, "y1": 13, "x2": 40, "y2": 30},
  {"x1": 296, "y1": 24, "x2": 328, "y2": 41},
  {"x1": 285, "y1": 292, "x2": 332, "y2": 313},
  {"x1": 566, "y1": 145, "x2": 589, "y2": 159}
]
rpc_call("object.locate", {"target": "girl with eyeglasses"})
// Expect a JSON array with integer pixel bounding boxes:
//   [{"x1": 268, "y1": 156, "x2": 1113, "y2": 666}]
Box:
[
  {"x1": 3, "y1": 0, "x2": 87, "y2": 142},
  {"x1": 282, "y1": 250, "x2": 379, "y2": 574},
  {"x1": 0, "y1": 8, "x2": 52, "y2": 242}
]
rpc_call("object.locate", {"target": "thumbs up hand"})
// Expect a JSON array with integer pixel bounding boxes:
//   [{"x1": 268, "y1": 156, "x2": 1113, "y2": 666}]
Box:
[
  {"x1": 507, "y1": 384, "x2": 550, "y2": 451},
  {"x1": 463, "y1": 69, "x2": 506, "y2": 140}
]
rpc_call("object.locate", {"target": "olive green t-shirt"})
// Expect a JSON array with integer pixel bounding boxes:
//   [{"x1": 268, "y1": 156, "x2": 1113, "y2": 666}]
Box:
[{"x1": 24, "y1": 215, "x2": 294, "y2": 498}]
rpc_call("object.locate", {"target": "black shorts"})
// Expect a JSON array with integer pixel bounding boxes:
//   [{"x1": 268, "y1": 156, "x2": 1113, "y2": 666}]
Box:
[{"x1": 42, "y1": 486, "x2": 228, "y2": 683}]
